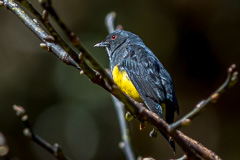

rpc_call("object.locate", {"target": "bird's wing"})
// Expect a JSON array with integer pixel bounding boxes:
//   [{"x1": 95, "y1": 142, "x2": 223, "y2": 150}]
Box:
[{"x1": 120, "y1": 44, "x2": 179, "y2": 122}]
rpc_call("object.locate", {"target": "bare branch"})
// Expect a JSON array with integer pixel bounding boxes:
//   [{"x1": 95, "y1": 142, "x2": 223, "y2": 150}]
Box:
[
  {"x1": 105, "y1": 12, "x2": 116, "y2": 33},
  {"x1": 4, "y1": 0, "x2": 79, "y2": 69},
  {"x1": 16, "y1": 0, "x2": 80, "y2": 63},
  {"x1": 169, "y1": 64, "x2": 238, "y2": 131},
  {"x1": 39, "y1": 0, "x2": 78, "y2": 45},
  {"x1": 9, "y1": 0, "x2": 113, "y2": 93},
  {"x1": 112, "y1": 96, "x2": 136, "y2": 160},
  {"x1": 13, "y1": 105, "x2": 71, "y2": 160},
  {"x1": 38, "y1": 0, "x2": 114, "y2": 87}
]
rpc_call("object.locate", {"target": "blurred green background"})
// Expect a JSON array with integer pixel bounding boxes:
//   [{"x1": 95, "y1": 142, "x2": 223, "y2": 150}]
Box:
[{"x1": 0, "y1": 0, "x2": 240, "y2": 159}]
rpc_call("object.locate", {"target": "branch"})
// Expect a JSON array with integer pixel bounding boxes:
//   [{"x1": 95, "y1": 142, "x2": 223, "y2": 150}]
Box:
[
  {"x1": 12, "y1": 105, "x2": 71, "y2": 160},
  {"x1": 4, "y1": 0, "x2": 79, "y2": 69},
  {"x1": 1, "y1": 0, "x2": 142, "y2": 140},
  {"x1": 16, "y1": 0, "x2": 81, "y2": 68},
  {"x1": 10, "y1": 0, "x2": 112, "y2": 92},
  {"x1": 105, "y1": 12, "x2": 116, "y2": 33},
  {"x1": 1, "y1": 1, "x2": 238, "y2": 159},
  {"x1": 38, "y1": 0, "x2": 114, "y2": 87},
  {"x1": 112, "y1": 96, "x2": 136, "y2": 160},
  {"x1": 169, "y1": 64, "x2": 238, "y2": 131}
]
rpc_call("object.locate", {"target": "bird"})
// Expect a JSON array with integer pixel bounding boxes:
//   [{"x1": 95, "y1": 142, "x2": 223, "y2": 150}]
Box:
[{"x1": 94, "y1": 29, "x2": 179, "y2": 152}]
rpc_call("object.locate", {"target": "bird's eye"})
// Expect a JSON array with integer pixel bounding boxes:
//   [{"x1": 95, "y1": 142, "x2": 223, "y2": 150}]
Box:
[{"x1": 111, "y1": 35, "x2": 117, "y2": 40}]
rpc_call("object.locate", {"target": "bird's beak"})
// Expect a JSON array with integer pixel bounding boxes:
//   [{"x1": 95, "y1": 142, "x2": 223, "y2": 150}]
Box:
[{"x1": 94, "y1": 41, "x2": 109, "y2": 48}]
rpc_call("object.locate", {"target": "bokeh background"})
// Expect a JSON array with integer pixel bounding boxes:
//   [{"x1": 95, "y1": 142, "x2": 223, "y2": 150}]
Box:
[{"x1": 0, "y1": 0, "x2": 240, "y2": 159}]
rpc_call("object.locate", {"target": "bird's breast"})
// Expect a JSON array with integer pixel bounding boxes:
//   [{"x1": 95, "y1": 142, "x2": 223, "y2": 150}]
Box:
[{"x1": 112, "y1": 65, "x2": 142, "y2": 102}]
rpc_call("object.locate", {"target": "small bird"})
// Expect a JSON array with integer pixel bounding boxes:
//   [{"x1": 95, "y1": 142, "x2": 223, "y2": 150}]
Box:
[{"x1": 95, "y1": 30, "x2": 179, "y2": 152}]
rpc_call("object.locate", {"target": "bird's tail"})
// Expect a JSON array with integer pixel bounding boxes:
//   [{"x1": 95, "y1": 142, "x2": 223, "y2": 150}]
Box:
[{"x1": 160, "y1": 130, "x2": 176, "y2": 153}]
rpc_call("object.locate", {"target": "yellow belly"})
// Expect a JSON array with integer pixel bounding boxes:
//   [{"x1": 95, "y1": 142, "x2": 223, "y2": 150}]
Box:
[{"x1": 112, "y1": 65, "x2": 142, "y2": 102}]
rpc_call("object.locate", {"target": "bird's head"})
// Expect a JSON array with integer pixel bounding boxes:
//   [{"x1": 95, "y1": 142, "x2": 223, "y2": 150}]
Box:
[{"x1": 94, "y1": 30, "x2": 131, "y2": 57}]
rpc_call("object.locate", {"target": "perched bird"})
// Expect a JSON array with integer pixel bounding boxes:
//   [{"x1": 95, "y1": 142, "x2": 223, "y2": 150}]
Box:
[{"x1": 95, "y1": 30, "x2": 179, "y2": 152}]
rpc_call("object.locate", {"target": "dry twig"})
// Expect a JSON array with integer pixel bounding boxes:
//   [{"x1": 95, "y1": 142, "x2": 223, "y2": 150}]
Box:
[
  {"x1": 169, "y1": 64, "x2": 238, "y2": 131},
  {"x1": 12, "y1": 105, "x2": 70, "y2": 160},
  {"x1": 112, "y1": 96, "x2": 135, "y2": 160}
]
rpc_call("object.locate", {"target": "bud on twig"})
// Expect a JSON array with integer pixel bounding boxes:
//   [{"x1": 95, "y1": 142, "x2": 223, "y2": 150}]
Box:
[
  {"x1": 211, "y1": 93, "x2": 219, "y2": 103},
  {"x1": 23, "y1": 128, "x2": 32, "y2": 137},
  {"x1": 181, "y1": 119, "x2": 191, "y2": 127},
  {"x1": 79, "y1": 70, "x2": 84, "y2": 75},
  {"x1": 13, "y1": 105, "x2": 25, "y2": 116},
  {"x1": 42, "y1": 10, "x2": 49, "y2": 22},
  {"x1": 78, "y1": 52, "x2": 84, "y2": 63},
  {"x1": 119, "y1": 141, "x2": 125, "y2": 149},
  {"x1": 40, "y1": 43, "x2": 50, "y2": 51},
  {"x1": 125, "y1": 112, "x2": 133, "y2": 121},
  {"x1": 44, "y1": 35, "x2": 55, "y2": 42}
]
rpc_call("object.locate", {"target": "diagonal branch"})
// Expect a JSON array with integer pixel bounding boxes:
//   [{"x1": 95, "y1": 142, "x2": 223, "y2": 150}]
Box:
[
  {"x1": 10, "y1": 0, "x2": 111, "y2": 92},
  {"x1": 169, "y1": 64, "x2": 238, "y2": 131},
  {"x1": 16, "y1": 0, "x2": 81, "y2": 66},
  {"x1": 38, "y1": 0, "x2": 114, "y2": 86},
  {"x1": 12, "y1": 105, "x2": 70, "y2": 160}
]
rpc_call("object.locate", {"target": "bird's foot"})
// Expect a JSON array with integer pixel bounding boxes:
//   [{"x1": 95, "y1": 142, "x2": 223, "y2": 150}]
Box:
[
  {"x1": 125, "y1": 112, "x2": 134, "y2": 121},
  {"x1": 139, "y1": 123, "x2": 146, "y2": 130},
  {"x1": 149, "y1": 128, "x2": 158, "y2": 138}
]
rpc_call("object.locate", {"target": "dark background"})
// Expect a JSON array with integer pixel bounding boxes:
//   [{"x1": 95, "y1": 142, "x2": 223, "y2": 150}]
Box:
[{"x1": 0, "y1": 0, "x2": 240, "y2": 159}]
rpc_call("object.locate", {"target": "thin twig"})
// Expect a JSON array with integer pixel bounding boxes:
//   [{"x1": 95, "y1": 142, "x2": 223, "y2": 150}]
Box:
[
  {"x1": 16, "y1": 0, "x2": 80, "y2": 64},
  {"x1": 5, "y1": 0, "x2": 79, "y2": 69},
  {"x1": 169, "y1": 64, "x2": 238, "y2": 131},
  {"x1": 15, "y1": 0, "x2": 86, "y2": 73},
  {"x1": 39, "y1": 0, "x2": 78, "y2": 46},
  {"x1": 170, "y1": 154, "x2": 187, "y2": 160},
  {"x1": 173, "y1": 131, "x2": 220, "y2": 160},
  {"x1": 112, "y1": 96, "x2": 136, "y2": 160},
  {"x1": 38, "y1": 0, "x2": 114, "y2": 87},
  {"x1": 105, "y1": 12, "x2": 116, "y2": 33},
  {"x1": 36, "y1": 0, "x2": 114, "y2": 92},
  {"x1": 12, "y1": 105, "x2": 71, "y2": 160},
  {"x1": 10, "y1": 0, "x2": 110, "y2": 92},
  {"x1": 1, "y1": 0, "x2": 143, "y2": 133}
]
